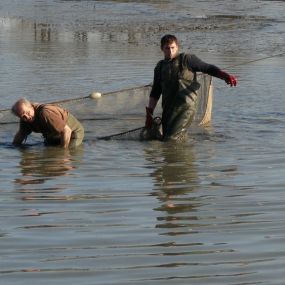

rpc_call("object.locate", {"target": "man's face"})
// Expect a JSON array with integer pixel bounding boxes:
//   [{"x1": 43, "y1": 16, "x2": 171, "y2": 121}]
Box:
[
  {"x1": 17, "y1": 104, "x2": 35, "y2": 123},
  {"x1": 161, "y1": 41, "x2": 179, "y2": 60}
]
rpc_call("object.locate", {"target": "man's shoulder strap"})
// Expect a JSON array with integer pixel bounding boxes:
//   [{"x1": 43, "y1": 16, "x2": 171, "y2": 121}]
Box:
[
  {"x1": 179, "y1": 52, "x2": 192, "y2": 72},
  {"x1": 155, "y1": 53, "x2": 191, "y2": 73},
  {"x1": 179, "y1": 53, "x2": 185, "y2": 72},
  {"x1": 178, "y1": 53, "x2": 198, "y2": 82}
]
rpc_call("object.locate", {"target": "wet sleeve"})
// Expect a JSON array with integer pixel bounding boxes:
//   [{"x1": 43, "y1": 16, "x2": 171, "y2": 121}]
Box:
[
  {"x1": 149, "y1": 62, "x2": 162, "y2": 100},
  {"x1": 186, "y1": 54, "x2": 222, "y2": 77},
  {"x1": 19, "y1": 121, "x2": 33, "y2": 136}
]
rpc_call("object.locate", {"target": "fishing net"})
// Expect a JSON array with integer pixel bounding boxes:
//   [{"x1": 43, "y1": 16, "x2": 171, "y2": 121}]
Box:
[
  {"x1": 96, "y1": 73, "x2": 213, "y2": 141},
  {"x1": 0, "y1": 74, "x2": 213, "y2": 141},
  {"x1": 195, "y1": 73, "x2": 213, "y2": 126},
  {"x1": 0, "y1": 84, "x2": 153, "y2": 123}
]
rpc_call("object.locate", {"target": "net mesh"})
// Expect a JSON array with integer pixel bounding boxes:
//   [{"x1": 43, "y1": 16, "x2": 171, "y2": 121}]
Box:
[
  {"x1": 0, "y1": 74, "x2": 213, "y2": 141},
  {"x1": 195, "y1": 73, "x2": 213, "y2": 126},
  {"x1": 97, "y1": 73, "x2": 213, "y2": 140}
]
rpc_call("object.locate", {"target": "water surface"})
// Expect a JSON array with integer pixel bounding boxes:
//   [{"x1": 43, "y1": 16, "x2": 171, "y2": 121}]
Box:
[{"x1": 0, "y1": 1, "x2": 285, "y2": 284}]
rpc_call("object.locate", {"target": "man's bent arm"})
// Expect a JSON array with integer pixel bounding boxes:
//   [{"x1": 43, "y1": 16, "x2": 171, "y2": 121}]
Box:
[
  {"x1": 148, "y1": 96, "x2": 159, "y2": 111},
  {"x1": 13, "y1": 130, "x2": 27, "y2": 145},
  {"x1": 61, "y1": 125, "x2": 72, "y2": 148}
]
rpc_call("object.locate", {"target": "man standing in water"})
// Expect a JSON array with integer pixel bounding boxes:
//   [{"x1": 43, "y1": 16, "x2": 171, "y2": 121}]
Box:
[
  {"x1": 145, "y1": 34, "x2": 237, "y2": 140},
  {"x1": 12, "y1": 98, "x2": 84, "y2": 148}
]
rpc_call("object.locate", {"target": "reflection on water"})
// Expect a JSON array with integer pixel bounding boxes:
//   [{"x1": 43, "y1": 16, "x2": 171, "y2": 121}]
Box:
[
  {"x1": 148, "y1": 142, "x2": 201, "y2": 236},
  {"x1": 14, "y1": 146, "x2": 83, "y2": 200},
  {"x1": 0, "y1": 15, "x2": 159, "y2": 109},
  {"x1": 149, "y1": 143, "x2": 198, "y2": 204},
  {"x1": 17, "y1": 147, "x2": 75, "y2": 181},
  {"x1": 150, "y1": 142, "x2": 198, "y2": 191}
]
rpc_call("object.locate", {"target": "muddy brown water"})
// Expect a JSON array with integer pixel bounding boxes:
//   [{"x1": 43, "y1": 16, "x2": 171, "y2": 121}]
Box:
[{"x1": 0, "y1": 1, "x2": 285, "y2": 284}]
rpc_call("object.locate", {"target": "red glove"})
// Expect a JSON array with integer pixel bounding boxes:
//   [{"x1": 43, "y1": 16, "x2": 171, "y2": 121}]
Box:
[
  {"x1": 145, "y1": 107, "x2": 153, "y2": 128},
  {"x1": 217, "y1": 70, "x2": 237, "y2": 87}
]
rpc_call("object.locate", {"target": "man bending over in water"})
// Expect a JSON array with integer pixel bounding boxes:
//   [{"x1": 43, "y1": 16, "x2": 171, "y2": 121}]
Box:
[{"x1": 12, "y1": 98, "x2": 84, "y2": 148}]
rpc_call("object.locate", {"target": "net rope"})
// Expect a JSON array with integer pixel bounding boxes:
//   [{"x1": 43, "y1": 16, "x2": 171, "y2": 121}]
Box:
[
  {"x1": 97, "y1": 73, "x2": 213, "y2": 140},
  {"x1": 1, "y1": 52, "x2": 283, "y2": 141},
  {"x1": 0, "y1": 75, "x2": 213, "y2": 141}
]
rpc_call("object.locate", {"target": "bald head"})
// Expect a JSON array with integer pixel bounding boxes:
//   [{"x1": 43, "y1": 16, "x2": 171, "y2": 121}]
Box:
[{"x1": 12, "y1": 98, "x2": 35, "y2": 123}]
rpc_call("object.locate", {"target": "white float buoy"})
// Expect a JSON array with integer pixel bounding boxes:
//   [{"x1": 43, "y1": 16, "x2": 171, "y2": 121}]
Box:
[{"x1": 89, "y1": 91, "x2": 102, "y2": 99}]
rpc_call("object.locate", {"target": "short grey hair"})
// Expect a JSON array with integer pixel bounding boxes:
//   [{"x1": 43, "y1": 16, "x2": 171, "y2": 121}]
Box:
[{"x1": 11, "y1": 98, "x2": 32, "y2": 116}]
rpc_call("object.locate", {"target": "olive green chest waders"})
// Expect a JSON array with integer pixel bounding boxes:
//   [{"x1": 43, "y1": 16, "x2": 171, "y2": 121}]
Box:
[
  {"x1": 159, "y1": 53, "x2": 200, "y2": 141},
  {"x1": 44, "y1": 113, "x2": 84, "y2": 148},
  {"x1": 67, "y1": 113, "x2": 84, "y2": 148}
]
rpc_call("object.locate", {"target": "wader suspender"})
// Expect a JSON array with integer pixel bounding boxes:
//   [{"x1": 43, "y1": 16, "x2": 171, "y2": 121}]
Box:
[{"x1": 178, "y1": 53, "x2": 198, "y2": 85}]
